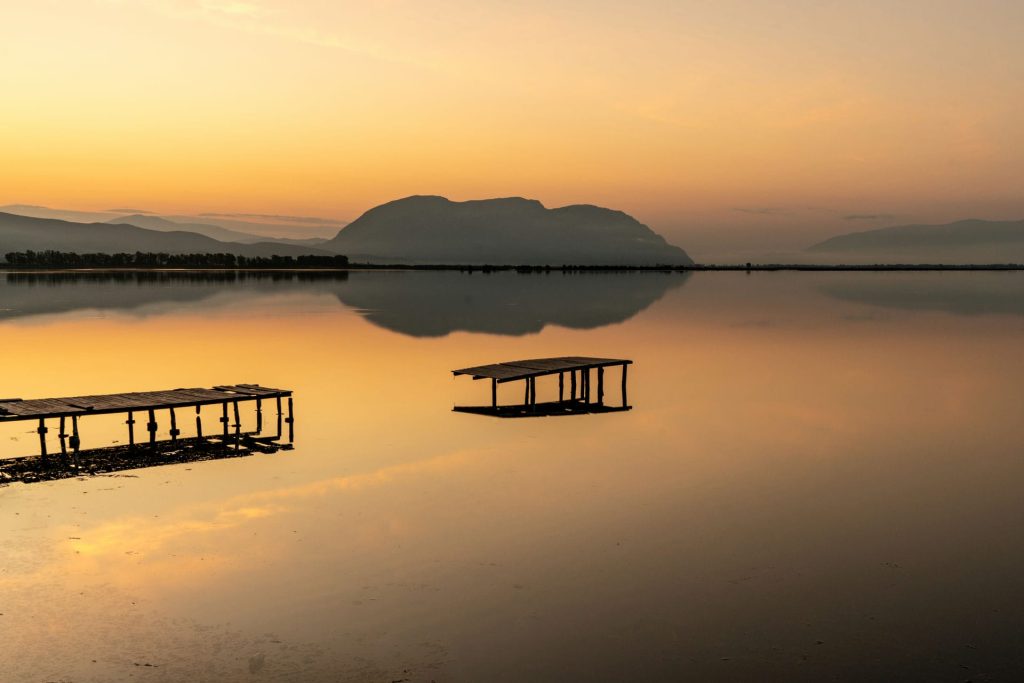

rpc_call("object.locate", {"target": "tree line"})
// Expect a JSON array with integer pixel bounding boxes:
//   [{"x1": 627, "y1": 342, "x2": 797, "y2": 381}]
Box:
[{"x1": 3, "y1": 251, "x2": 349, "y2": 269}]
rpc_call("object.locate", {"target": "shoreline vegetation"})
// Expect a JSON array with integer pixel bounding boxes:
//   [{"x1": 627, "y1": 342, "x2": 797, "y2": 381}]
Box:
[{"x1": 1, "y1": 251, "x2": 1023, "y2": 272}]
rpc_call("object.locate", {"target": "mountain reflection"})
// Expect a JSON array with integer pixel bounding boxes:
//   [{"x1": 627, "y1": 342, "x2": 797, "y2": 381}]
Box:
[
  {"x1": 0, "y1": 270, "x2": 686, "y2": 336},
  {"x1": 820, "y1": 272, "x2": 1024, "y2": 317}
]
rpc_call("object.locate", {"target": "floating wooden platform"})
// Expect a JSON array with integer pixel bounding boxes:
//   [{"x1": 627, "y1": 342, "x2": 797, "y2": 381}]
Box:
[
  {"x1": 453, "y1": 356, "x2": 632, "y2": 417},
  {"x1": 0, "y1": 384, "x2": 293, "y2": 459}
]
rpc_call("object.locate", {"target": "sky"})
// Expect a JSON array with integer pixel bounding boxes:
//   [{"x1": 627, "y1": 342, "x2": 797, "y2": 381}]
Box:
[{"x1": 2, "y1": 0, "x2": 1022, "y2": 256}]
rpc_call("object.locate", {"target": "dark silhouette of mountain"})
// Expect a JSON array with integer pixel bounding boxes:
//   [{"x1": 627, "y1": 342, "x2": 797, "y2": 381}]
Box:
[
  {"x1": 0, "y1": 270, "x2": 685, "y2": 336},
  {"x1": 0, "y1": 205, "x2": 339, "y2": 243},
  {"x1": 808, "y1": 219, "x2": 1024, "y2": 263},
  {"x1": 107, "y1": 214, "x2": 264, "y2": 243},
  {"x1": 323, "y1": 196, "x2": 693, "y2": 265},
  {"x1": 0, "y1": 212, "x2": 330, "y2": 259}
]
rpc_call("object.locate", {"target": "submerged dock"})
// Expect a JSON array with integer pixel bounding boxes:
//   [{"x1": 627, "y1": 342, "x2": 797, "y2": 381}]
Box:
[
  {"x1": 0, "y1": 384, "x2": 293, "y2": 459},
  {"x1": 452, "y1": 356, "x2": 632, "y2": 417}
]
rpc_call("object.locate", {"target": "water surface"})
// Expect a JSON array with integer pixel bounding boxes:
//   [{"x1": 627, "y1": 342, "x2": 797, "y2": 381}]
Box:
[{"x1": 2, "y1": 270, "x2": 1023, "y2": 681}]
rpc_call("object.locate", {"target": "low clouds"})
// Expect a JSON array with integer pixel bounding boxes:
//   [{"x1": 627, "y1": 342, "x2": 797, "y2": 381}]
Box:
[{"x1": 843, "y1": 214, "x2": 896, "y2": 221}]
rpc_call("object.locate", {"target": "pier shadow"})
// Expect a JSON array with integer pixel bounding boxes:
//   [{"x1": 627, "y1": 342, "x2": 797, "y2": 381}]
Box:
[
  {"x1": 454, "y1": 401, "x2": 632, "y2": 418},
  {"x1": 0, "y1": 434, "x2": 292, "y2": 485}
]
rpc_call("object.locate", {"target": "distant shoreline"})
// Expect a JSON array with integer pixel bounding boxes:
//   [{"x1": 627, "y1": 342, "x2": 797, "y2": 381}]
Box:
[{"x1": 2, "y1": 263, "x2": 1024, "y2": 273}]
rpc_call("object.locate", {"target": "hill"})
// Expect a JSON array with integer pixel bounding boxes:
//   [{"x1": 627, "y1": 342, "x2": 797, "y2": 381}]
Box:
[
  {"x1": 106, "y1": 214, "x2": 265, "y2": 243},
  {"x1": 0, "y1": 212, "x2": 330, "y2": 260},
  {"x1": 323, "y1": 196, "x2": 692, "y2": 265},
  {"x1": 808, "y1": 219, "x2": 1024, "y2": 263}
]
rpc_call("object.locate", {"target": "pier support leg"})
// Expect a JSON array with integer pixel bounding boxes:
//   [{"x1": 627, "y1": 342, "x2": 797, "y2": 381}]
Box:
[
  {"x1": 621, "y1": 363, "x2": 628, "y2": 408},
  {"x1": 256, "y1": 399, "x2": 263, "y2": 434},
  {"x1": 570, "y1": 370, "x2": 577, "y2": 401},
  {"x1": 221, "y1": 402, "x2": 229, "y2": 448},
  {"x1": 275, "y1": 396, "x2": 283, "y2": 441},
  {"x1": 70, "y1": 416, "x2": 80, "y2": 468},
  {"x1": 558, "y1": 372, "x2": 564, "y2": 402},
  {"x1": 38, "y1": 418, "x2": 48, "y2": 461},
  {"x1": 598, "y1": 367, "x2": 604, "y2": 405},
  {"x1": 147, "y1": 409, "x2": 157, "y2": 446},
  {"x1": 169, "y1": 408, "x2": 179, "y2": 442},
  {"x1": 59, "y1": 416, "x2": 68, "y2": 459},
  {"x1": 195, "y1": 405, "x2": 203, "y2": 439},
  {"x1": 491, "y1": 379, "x2": 497, "y2": 409},
  {"x1": 523, "y1": 379, "x2": 530, "y2": 406},
  {"x1": 286, "y1": 397, "x2": 294, "y2": 444},
  {"x1": 233, "y1": 401, "x2": 241, "y2": 451},
  {"x1": 584, "y1": 369, "x2": 590, "y2": 404},
  {"x1": 127, "y1": 411, "x2": 135, "y2": 447}
]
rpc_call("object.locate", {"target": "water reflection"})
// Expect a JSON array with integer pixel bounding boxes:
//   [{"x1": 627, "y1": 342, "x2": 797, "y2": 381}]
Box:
[
  {"x1": 0, "y1": 270, "x2": 687, "y2": 336},
  {"x1": 821, "y1": 271, "x2": 1024, "y2": 316}
]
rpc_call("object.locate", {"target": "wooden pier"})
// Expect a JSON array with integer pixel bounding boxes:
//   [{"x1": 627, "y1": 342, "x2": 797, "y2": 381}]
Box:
[
  {"x1": 452, "y1": 356, "x2": 631, "y2": 417},
  {"x1": 0, "y1": 384, "x2": 293, "y2": 460}
]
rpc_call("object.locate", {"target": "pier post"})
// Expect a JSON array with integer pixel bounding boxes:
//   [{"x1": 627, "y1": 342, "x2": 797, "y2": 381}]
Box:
[
  {"x1": 195, "y1": 405, "x2": 203, "y2": 439},
  {"x1": 523, "y1": 379, "x2": 530, "y2": 406},
  {"x1": 38, "y1": 418, "x2": 48, "y2": 460},
  {"x1": 597, "y1": 367, "x2": 604, "y2": 405},
  {"x1": 127, "y1": 411, "x2": 135, "y2": 447},
  {"x1": 70, "y1": 416, "x2": 80, "y2": 468},
  {"x1": 558, "y1": 372, "x2": 564, "y2": 402},
  {"x1": 570, "y1": 370, "x2": 577, "y2": 401},
  {"x1": 584, "y1": 369, "x2": 590, "y2": 404},
  {"x1": 275, "y1": 396, "x2": 283, "y2": 440},
  {"x1": 233, "y1": 400, "x2": 241, "y2": 450},
  {"x1": 286, "y1": 397, "x2": 294, "y2": 444},
  {"x1": 256, "y1": 399, "x2": 263, "y2": 434},
  {"x1": 59, "y1": 416, "x2": 68, "y2": 458},
  {"x1": 221, "y1": 402, "x2": 229, "y2": 447},
  {"x1": 621, "y1": 363, "x2": 628, "y2": 407},
  {"x1": 491, "y1": 379, "x2": 497, "y2": 409},
  {"x1": 147, "y1": 409, "x2": 157, "y2": 445},
  {"x1": 169, "y1": 408, "x2": 179, "y2": 442}
]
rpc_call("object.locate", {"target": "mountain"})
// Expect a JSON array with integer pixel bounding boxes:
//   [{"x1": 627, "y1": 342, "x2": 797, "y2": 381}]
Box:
[
  {"x1": 106, "y1": 214, "x2": 265, "y2": 243},
  {"x1": 0, "y1": 212, "x2": 330, "y2": 259},
  {"x1": 0, "y1": 205, "x2": 341, "y2": 242},
  {"x1": 808, "y1": 219, "x2": 1024, "y2": 263},
  {"x1": 323, "y1": 196, "x2": 693, "y2": 265}
]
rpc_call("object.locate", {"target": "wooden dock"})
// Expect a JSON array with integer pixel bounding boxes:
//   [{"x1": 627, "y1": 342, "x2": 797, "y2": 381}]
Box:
[
  {"x1": 0, "y1": 384, "x2": 293, "y2": 459},
  {"x1": 452, "y1": 356, "x2": 631, "y2": 417}
]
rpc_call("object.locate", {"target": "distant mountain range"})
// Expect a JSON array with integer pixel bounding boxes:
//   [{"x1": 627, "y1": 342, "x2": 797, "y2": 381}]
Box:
[
  {"x1": 0, "y1": 212, "x2": 331, "y2": 258},
  {"x1": 1, "y1": 196, "x2": 693, "y2": 266},
  {"x1": 324, "y1": 196, "x2": 693, "y2": 265},
  {"x1": 0, "y1": 204, "x2": 338, "y2": 244},
  {"x1": 809, "y1": 219, "x2": 1024, "y2": 263}
]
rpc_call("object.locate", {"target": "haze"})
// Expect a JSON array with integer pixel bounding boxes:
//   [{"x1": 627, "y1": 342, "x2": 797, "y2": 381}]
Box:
[{"x1": 3, "y1": 0, "x2": 1022, "y2": 258}]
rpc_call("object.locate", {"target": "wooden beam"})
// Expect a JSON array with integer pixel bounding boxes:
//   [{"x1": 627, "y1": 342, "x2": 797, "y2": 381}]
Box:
[
  {"x1": 38, "y1": 418, "x2": 47, "y2": 459},
  {"x1": 286, "y1": 397, "x2": 294, "y2": 444},
  {"x1": 59, "y1": 416, "x2": 68, "y2": 458},
  {"x1": 147, "y1": 409, "x2": 157, "y2": 445},
  {"x1": 597, "y1": 367, "x2": 604, "y2": 405},
  {"x1": 621, "y1": 363, "x2": 628, "y2": 407},
  {"x1": 491, "y1": 378, "x2": 497, "y2": 408}
]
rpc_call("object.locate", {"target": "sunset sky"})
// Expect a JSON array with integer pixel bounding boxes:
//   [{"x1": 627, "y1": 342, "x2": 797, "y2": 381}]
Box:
[{"x1": 2, "y1": 0, "x2": 1022, "y2": 255}]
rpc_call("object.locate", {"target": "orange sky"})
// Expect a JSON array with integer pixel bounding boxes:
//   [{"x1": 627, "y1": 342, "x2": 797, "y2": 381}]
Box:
[{"x1": 2, "y1": 0, "x2": 1022, "y2": 255}]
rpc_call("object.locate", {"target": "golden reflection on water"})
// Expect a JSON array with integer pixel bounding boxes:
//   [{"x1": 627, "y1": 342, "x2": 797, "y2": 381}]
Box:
[{"x1": 2, "y1": 271, "x2": 1024, "y2": 681}]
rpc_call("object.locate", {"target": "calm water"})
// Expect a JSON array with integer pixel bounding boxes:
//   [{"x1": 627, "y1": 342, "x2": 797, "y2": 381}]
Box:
[{"x1": 2, "y1": 270, "x2": 1024, "y2": 682}]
